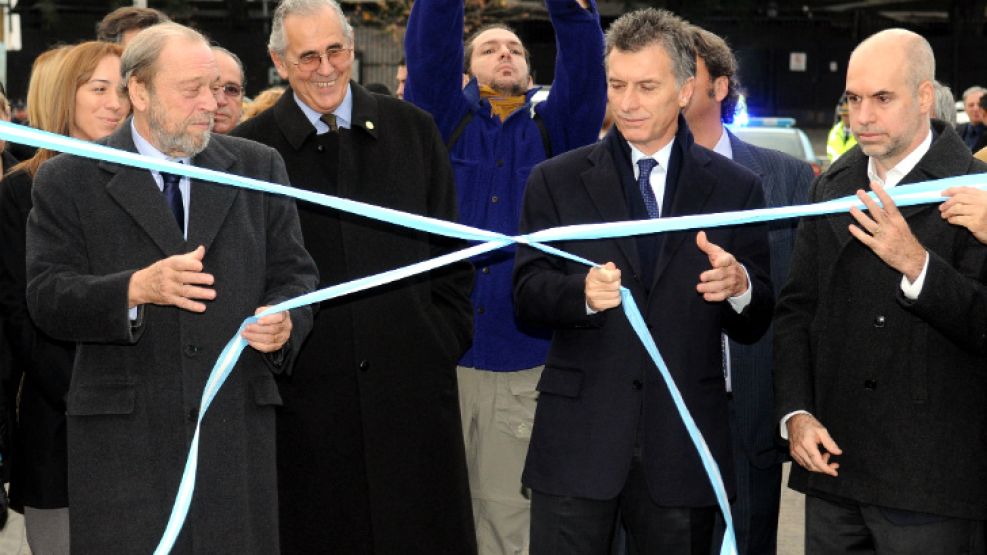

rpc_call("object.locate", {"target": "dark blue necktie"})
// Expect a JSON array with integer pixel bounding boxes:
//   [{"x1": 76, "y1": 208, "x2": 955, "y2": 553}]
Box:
[
  {"x1": 160, "y1": 170, "x2": 185, "y2": 234},
  {"x1": 637, "y1": 158, "x2": 660, "y2": 218}
]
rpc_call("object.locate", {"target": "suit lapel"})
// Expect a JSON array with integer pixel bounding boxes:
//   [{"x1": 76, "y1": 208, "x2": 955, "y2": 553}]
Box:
[
  {"x1": 728, "y1": 130, "x2": 762, "y2": 176},
  {"x1": 582, "y1": 134, "x2": 642, "y2": 279},
  {"x1": 101, "y1": 124, "x2": 186, "y2": 256},
  {"x1": 188, "y1": 137, "x2": 239, "y2": 251},
  {"x1": 728, "y1": 130, "x2": 770, "y2": 197},
  {"x1": 822, "y1": 155, "x2": 867, "y2": 250},
  {"x1": 337, "y1": 82, "x2": 380, "y2": 200},
  {"x1": 651, "y1": 139, "x2": 715, "y2": 290},
  {"x1": 826, "y1": 122, "x2": 965, "y2": 253}
]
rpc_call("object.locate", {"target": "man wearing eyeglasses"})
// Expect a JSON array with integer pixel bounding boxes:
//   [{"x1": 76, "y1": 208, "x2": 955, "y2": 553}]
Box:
[
  {"x1": 231, "y1": 0, "x2": 475, "y2": 553},
  {"x1": 212, "y1": 46, "x2": 245, "y2": 134}
]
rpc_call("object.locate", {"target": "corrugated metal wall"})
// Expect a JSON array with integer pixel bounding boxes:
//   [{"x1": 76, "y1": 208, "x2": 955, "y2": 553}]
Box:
[{"x1": 354, "y1": 26, "x2": 405, "y2": 94}]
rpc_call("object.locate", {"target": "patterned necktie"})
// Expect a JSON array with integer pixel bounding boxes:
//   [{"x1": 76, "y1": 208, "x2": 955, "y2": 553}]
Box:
[
  {"x1": 160, "y1": 170, "x2": 185, "y2": 234},
  {"x1": 636, "y1": 158, "x2": 660, "y2": 218},
  {"x1": 320, "y1": 113, "x2": 338, "y2": 132}
]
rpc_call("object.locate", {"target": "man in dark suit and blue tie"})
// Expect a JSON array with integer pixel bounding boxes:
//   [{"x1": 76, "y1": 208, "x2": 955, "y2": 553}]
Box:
[
  {"x1": 513, "y1": 8, "x2": 774, "y2": 554},
  {"x1": 682, "y1": 27, "x2": 814, "y2": 555}
]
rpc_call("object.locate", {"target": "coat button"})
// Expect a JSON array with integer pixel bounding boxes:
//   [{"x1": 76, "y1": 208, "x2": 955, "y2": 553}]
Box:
[
  {"x1": 632, "y1": 379, "x2": 643, "y2": 390},
  {"x1": 358, "y1": 359, "x2": 370, "y2": 372},
  {"x1": 481, "y1": 266, "x2": 490, "y2": 274},
  {"x1": 477, "y1": 306, "x2": 485, "y2": 314},
  {"x1": 187, "y1": 407, "x2": 199, "y2": 422},
  {"x1": 491, "y1": 195, "x2": 500, "y2": 204},
  {"x1": 863, "y1": 379, "x2": 878, "y2": 390},
  {"x1": 873, "y1": 315, "x2": 886, "y2": 328},
  {"x1": 316, "y1": 145, "x2": 324, "y2": 152},
  {"x1": 184, "y1": 344, "x2": 199, "y2": 357},
  {"x1": 496, "y1": 160, "x2": 504, "y2": 167}
]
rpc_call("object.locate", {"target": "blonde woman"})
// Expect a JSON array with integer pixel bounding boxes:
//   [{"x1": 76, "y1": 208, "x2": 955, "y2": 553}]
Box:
[{"x1": 0, "y1": 41, "x2": 129, "y2": 555}]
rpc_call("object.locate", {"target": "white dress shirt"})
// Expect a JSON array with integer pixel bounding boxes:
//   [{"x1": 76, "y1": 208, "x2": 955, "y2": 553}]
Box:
[{"x1": 629, "y1": 140, "x2": 674, "y2": 215}]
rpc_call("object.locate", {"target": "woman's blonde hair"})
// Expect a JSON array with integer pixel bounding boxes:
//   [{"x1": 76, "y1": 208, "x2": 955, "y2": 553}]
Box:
[
  {"x1": 13, "y1": 41, "x2": 125, "y2": 177},
  {"x1": 242, "y1": 86, "x2": 285, "y2": 121}
]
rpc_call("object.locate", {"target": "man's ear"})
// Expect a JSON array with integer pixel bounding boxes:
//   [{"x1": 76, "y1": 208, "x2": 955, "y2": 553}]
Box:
[
  {"x1": 129, "y1": 77, "x2": 149, "y2": 113},
  {"x1": 918, "y1": 80, "x2": 935, "y2": 117},
  {"x1": 713, "y1": 75, "x2": 729, "y2": 103},
  {"x1": 679, "y1": 76, "x2": 696, "y2": 108},
  {"x1": 270, "y1": 50, "x2": 290, "y2": 81}
]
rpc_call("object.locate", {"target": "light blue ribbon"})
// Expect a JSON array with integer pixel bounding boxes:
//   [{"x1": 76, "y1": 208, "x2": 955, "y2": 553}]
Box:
[{"x1": 1, "y1": 120, "x2": 978, "y2": 555}]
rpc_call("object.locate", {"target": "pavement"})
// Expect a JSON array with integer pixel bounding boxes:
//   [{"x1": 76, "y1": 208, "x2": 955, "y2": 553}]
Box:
[{"x1": 778, "y1": 462, "x2": 807, "y2": 554}]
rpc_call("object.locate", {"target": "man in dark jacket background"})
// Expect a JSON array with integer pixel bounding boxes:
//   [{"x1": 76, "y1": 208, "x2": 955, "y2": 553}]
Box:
[
  {"x1": 232, "y1": 0, "x2": 476, "y2": 552},
  {"x1": 404, "y1": 2, "x2": 605, "y2": 551},
  {"x1": 682, "y1": 26, "x2": 814, "y2": 555}
]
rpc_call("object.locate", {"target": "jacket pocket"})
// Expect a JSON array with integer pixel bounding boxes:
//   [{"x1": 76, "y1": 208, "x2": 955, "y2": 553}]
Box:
[
  {"x1": 537, "y1": 365, "x2": 583, "y2": 398},
  {"x1": 65, "y1": 384, "x2": 135, "y2": 416},
  {"x1": 495, "y1": 367, "x2": 541, "y2": 439},
  {"x1": 251, "y1": 375, "x2": 284, "y2": 407}
]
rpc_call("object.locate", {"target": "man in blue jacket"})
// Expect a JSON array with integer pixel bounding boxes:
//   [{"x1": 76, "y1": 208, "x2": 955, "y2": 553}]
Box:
[{"x1": 404, "y1": 2, "x2": 606, "y2": 552}]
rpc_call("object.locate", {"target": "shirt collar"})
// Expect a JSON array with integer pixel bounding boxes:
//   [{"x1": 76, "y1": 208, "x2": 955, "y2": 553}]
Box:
[
  {"x1": 712, "y1": 127, "x2": 733, "y2": 159},
  {"x1": 294, "y1": 83, "x2": 353, "y2": 132},
  {"x1": 130, "y1": 118, "x2": 192, "y2": 167},
  {"x1": 866, "y1": 128, "x2": 932, "y2": 188},
  {"x1": 628, "y1": 139, "x2": 674, "y2": 172}
]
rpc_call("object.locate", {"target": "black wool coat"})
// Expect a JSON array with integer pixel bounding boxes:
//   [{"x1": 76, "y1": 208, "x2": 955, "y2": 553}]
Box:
[
  {"x1": 25, "y1": 125, "x2": 319, "y2": 554},
  {"x1": 232, "y1": 83, "x2": 476, "y2": 554},
  {"x1": 0, "y1": 168, "x2": 72, "y2": 511},
  {"x1": 774, "y1": 120, "x2": 987, "y2": 519},
  {"x1": 514, "y1": 122, "x2": 774, "y2": 507}
]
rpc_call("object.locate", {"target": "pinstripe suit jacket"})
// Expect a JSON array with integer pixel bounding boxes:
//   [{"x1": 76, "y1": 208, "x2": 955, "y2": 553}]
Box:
[{"x1": 727, "y1": 130, "x2": 814, "y2": 469}]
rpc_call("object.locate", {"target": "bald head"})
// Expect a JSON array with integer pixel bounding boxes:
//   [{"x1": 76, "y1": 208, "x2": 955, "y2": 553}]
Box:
[
  {"x1": 845, "y1": 28, "x2": 935, "y2": 176},
  {"x1": 851, "y1": 29, "x2": 934, "y2": 91}
]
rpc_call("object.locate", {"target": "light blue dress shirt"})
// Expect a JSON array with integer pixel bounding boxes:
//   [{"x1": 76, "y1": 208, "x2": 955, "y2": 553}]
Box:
[
  {"x1": 128, "y1": 120, "x2": 192, "y2": 321},
  {"x1": 131, "y1": 119, "x2": 192, "y2": 238},
  {"x1": 293, "y1": 83, "x2": 353, "y2": 134}
]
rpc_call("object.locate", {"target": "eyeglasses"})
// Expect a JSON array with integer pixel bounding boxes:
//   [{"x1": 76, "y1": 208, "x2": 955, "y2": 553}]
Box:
[
  {"x1": 220, "y1": 83, "x2": 243, "y2": 98},
  {"x1": 289, "y1": 47, "x2": 353, "y2": 71}
]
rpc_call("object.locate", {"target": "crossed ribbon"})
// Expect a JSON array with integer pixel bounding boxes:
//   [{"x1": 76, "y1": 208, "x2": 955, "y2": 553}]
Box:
[{"x1": 0, "y1": 120, "x2": 977, "y2": 555}]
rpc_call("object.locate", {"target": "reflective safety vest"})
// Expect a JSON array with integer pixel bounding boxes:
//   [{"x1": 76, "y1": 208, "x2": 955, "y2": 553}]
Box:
[{"x1": 827, "y1": 121, "x2": 857, "y2": 162}]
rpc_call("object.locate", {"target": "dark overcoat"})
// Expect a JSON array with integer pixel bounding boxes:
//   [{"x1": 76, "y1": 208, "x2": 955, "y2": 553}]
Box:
[
  {"x1": 0, "y1": 168, "x2": 73, "y2": 511},
  {"x1": 24, "y1": 124, "x2": 318, "y2": 554},
  {"x1": 774, "y1": 121, "x2": 987, "y2": 519},
  {"x1": 232, "y1": 83, "x2": 476, "y2": 554},
  {"x1": 513, "y1": 122, "x2": 773, "y2": 507}
]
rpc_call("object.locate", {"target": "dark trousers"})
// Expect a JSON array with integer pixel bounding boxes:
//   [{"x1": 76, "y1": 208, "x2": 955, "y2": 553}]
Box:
[
  {"x1": 806, "y1": 494, "x2": 985, "y2": 555},
  {"x1": 712, "y1": 399, "x2": 783, "y2": 555},
  {"x1": 530, "y1": 457, "x2": 715, "y2": 555}
]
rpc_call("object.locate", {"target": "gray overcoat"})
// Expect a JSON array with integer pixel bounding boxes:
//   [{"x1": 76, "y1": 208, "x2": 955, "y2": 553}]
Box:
[{"x1": 25, "y1": 123, "x2": 318, "y2": 554}]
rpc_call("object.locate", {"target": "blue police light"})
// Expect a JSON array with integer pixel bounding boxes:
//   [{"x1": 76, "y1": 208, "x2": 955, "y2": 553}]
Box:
[
  {"x1": 745, "y1": 117, "x2": 796, "y2": 128},
  {"x1": 733, "y1": 94, "x2": 750, "y2": 126},
  {"x1": 726, "y1": 94, "x2": 797, "y2": 129}
]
